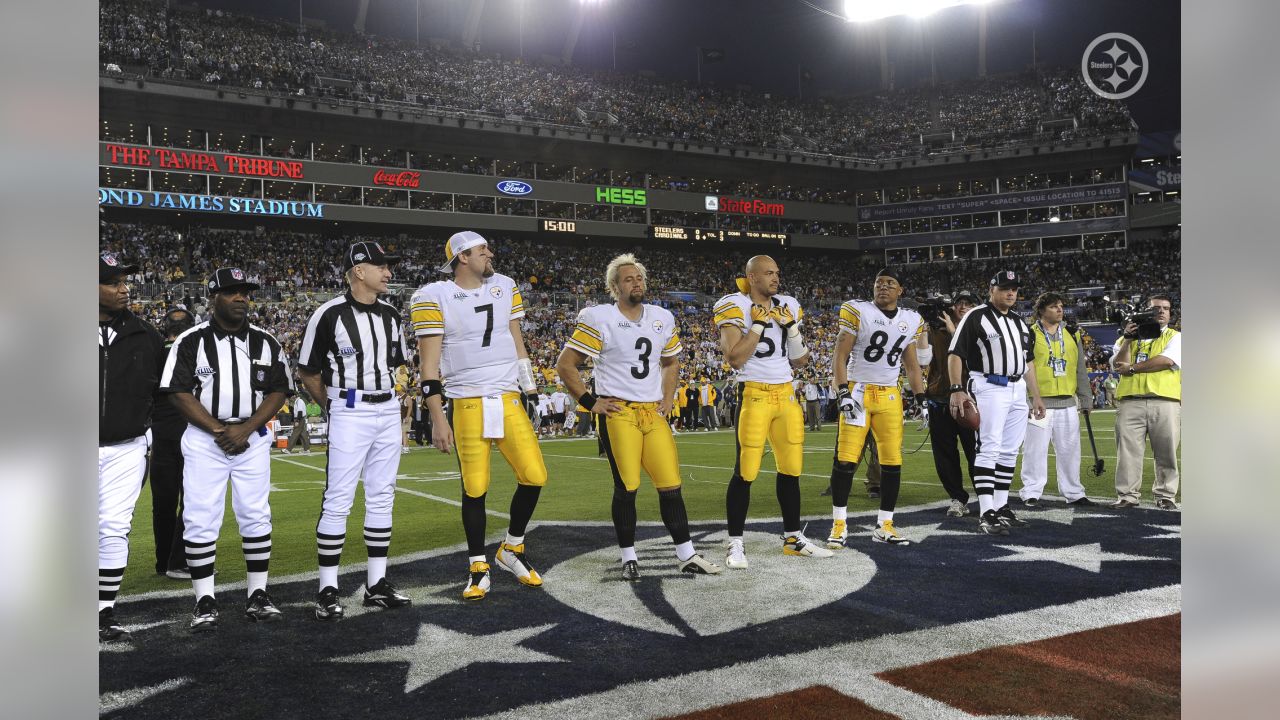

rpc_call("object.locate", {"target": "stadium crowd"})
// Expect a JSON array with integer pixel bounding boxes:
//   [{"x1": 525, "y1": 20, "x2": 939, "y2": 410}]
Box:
[
  {"x1": 99, "y1": 0, "x2": 1134, "y2": 161},
  {"x1": 100, "y1": 220, "x2": 1178, "y2": 388}
]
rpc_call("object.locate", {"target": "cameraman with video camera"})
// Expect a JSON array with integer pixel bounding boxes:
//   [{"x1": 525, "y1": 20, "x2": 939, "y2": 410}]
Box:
[
  {"x1": 1110, "y1": 293, "x2": 1181, "y2": 510},
  {"x1": 919, "y1": 291, "x2": 979, "y2": 518}
]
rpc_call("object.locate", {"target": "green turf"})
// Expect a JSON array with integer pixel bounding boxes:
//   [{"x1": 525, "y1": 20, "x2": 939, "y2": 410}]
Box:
[{"x1": 120, "y1": 410, "x2": 1169, "y2": 595}]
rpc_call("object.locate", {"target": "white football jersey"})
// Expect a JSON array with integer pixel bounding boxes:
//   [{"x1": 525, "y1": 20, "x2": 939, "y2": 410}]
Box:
[
  {"x1": 409, "y1": 272, "x2": 526, "y2": 399},
  {"x1": 712, "y1": 292, "x2": 803, "y2": 384},
  {"x1": 838, "y1": 299, "x2": 925, "y2": 386},
  {"x1": 566, "y1": 303, "x2": 682, "y2": 402}
]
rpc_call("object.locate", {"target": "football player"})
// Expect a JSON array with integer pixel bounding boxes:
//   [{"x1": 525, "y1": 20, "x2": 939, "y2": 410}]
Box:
[
  {"x1": 827, "y1": 268, "x2": 927, "y2": 547},
  {"x1": 557, "y1": 254, "x2": 722, "y2": 580},
  {"x1": 714, "y1": 255, "x2": 832, "y2": 568},
  {"x1": 410, "y1": 231, "x2": 547, "y2": 601}
]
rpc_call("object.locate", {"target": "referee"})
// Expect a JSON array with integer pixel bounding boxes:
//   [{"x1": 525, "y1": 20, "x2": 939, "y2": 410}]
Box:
[
  {"x1": 161, "y1": 267, "x2": 294, "y2": 631},
  {"x1": 298, "y1": 241, "x2": 411, "y2": 620},
  {"x1": 947, "y1": 270, "x2": 1046, "y2": 535}
]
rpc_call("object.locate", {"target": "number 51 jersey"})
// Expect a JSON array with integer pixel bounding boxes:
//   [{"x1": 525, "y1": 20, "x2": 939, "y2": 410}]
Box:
[
  {"x1": 713, "y1": 292, "x2": 803, "y2": 384},
  {"x1": 839, "y1": 299, "x2": 925, "y2": 386},
  {"x1": 410, "y1": 272, "x2": 525, "y2": 399},
  {"x1": 566, "y1": 303, "x2": 681, "y2": 402}
]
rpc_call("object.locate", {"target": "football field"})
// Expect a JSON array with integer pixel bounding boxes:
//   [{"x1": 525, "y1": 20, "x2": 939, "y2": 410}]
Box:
[
  {"x1": 119, "y1": 409, "x2": 1156, "y2": 595},
  {"x1": 105, "y1": 409, "x2": 1180, "y2": 719}
]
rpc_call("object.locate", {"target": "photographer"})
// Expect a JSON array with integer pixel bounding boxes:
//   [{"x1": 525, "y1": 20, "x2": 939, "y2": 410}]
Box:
[
  {"x1": 1110, "y1": 294, "x2": 1181, "y2": 510},
  {"x1": 920, "y1": 292, "x2": 979, "y2": 517},
  {"x1": 1017, "y1": 293, "x2": 1095, "y2": 507}
]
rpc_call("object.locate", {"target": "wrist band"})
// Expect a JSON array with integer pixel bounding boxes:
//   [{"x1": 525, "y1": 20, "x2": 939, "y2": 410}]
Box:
[
  {"x1": 420, "y1": 379, "x2": 444, "y2": 399},
  {"x1": 949, "y1": 384, "x2": 966, "y2": 393},
  {"x1": 578, "y1": 392, "x2": 599, "y2": 410},
  {"x1": 750, "y1": 321, "x2": 768, "y2": 336}
]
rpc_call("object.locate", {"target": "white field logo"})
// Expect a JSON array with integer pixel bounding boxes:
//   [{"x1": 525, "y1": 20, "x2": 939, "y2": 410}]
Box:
[
  {"x1": 1082, "y1": 32, "x2": 1148, "y2": 100},
  {"x1": 542, "y1": 529, "x2": 876, "y2": 637}
]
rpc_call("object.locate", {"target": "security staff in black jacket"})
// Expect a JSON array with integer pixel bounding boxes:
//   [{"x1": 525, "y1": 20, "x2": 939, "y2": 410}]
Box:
[
  {"x1": 98, "y1": 252, "x2": 166, "y2": 641},
  {"x1": 923, "y1": 292, "x2": 980, "y2": 518},
  {"x1": 150, "y1": 308, "x2": 196, "y2": 579}
]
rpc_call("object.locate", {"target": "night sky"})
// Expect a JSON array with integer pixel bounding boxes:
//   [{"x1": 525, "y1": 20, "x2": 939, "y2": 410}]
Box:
[{"x1": 193, "y1": 0, "x2": 1180, "y2": 131}]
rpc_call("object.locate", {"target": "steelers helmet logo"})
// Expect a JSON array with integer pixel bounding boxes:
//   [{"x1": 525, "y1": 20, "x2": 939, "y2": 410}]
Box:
[
  {"x1": 652, "y1": 320, "x2": 664, "y2": 333},
  {"x1": 898, "y1": 320, "x2": 909, "y2": 333},
  {"x1": 490, "y1": 286, "x2": 504, "y2": 299}
]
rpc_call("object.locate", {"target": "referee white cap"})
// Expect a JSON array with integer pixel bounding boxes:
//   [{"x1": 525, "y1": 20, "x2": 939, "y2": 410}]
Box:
[{"x1": 439, "y1": 231, "x2": 488, "y2": 273}]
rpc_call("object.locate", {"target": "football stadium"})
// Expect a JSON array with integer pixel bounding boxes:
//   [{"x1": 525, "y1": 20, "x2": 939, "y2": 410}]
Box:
[{"x1": 98, "y1": 1, "x2": 1181, "y2": 717}]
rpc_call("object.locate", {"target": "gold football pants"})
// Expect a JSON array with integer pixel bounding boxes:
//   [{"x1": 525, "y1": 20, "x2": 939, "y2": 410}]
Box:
[
  {"x1": 835, "y1": 383, "x2": 904, "y2": 466},
  {"x1": 599, "y1": 402, "x2": 682, "y2": 491},
  {"x1": 733, "y1": 381, "x2": 804, "y2": 481},
  {"x1": 448, "y1": 392, "x2": 548, "y2": 498}
]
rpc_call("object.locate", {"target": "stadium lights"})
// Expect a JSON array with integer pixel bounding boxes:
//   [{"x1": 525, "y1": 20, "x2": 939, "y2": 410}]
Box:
[{"x1": 843, "y1": 0, "x2": 997, "y2": 23}]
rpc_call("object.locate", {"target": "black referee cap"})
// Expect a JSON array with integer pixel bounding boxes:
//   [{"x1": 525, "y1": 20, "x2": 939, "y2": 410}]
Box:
[
  {"x1": 345, "y1": 241, "x2": 402, "y2": 270},
  {"x1": 99, "y1": 251, "x2": 138, "y2": 283},
  {"x1": 990, "y1": 269, "x2": 1022, "y2": 288},
  {"x1": 207, "y1": 267, "x2": 260, "y2": 294}
]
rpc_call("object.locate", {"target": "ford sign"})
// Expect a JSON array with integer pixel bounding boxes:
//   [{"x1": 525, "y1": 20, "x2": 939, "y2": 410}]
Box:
[{"x1": 496, "y1": 180, "x2": 533, "y2": 196}]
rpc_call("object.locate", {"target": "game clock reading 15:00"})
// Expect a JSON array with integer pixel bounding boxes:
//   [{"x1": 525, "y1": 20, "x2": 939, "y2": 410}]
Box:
[{"x1": 542, "y1": 220, "x2": 577, "y2": 233}]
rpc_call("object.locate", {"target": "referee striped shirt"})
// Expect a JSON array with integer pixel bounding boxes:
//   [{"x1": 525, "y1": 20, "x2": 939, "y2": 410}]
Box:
[
  {"x1": 160, "y1": 321, "x2": 294, "y2": 421},
  {"x1": 947, "y1": 303, "x2": 1033, "y2": 378},
  {"x1": 299, "y1": 292, "x2": 408, "y2": 391}
]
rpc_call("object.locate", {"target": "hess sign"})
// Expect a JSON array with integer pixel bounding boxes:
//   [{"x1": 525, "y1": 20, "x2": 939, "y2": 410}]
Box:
[{"x1": 595, "y1": 186, "x2": 647, "y2": 206}]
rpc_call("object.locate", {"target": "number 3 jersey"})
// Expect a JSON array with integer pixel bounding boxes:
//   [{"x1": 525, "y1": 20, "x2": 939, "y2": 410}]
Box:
[
  {"x1": 713, "y1": 292, "x2": 803, "y2": 384},
  {"x1": 410, "y1": 272, "x2": 525, "y2": 399},
  {"x1": 567, "y1": 303, "x2": 681, "y2": 402},
  {"x1": 839, "y1": 299, "x2": 925, "y2": 386}
]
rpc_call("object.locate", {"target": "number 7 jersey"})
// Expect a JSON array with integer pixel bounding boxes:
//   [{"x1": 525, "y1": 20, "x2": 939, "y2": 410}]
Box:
[
  {"x1": 839, "y1": 299, "x2": 925, "y2": 386},
  {"x1": 409, "y1": 272, "x2": 525, "y2": 399},
  {"x1": 566, "y1": 303, "x2": 681, "y2": 402}
]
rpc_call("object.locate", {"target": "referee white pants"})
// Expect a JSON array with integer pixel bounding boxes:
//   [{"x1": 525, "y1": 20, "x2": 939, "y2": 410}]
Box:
[
  {"x1": 1018, "y1": 406, "x2": 1086, "y2": 501},
  {"x1": 971, "y1": 374, "x2": 1030, "y2": 469},
  {"x1": 180, "y1": 426, "x2": 273, "y2": 546},
  {"x1": 318, "y1": 396, "x2": 403, "y2": 535},
  {"x1": 99, "y1": 434, "x2": 150, "y2": 569}
]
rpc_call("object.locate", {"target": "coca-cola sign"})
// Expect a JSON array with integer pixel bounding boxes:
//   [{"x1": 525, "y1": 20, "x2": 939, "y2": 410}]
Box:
[{"x1": 372, "y1": 170, "x2": 422, "y2": 189}]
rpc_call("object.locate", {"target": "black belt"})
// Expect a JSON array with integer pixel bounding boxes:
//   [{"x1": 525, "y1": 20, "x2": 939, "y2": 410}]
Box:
[
  {"x1": 339, "y1": 389, "x2": 393, "y2": 403},
  {"x1": 99, "y1": 435, "x2": 142, "y2": 448}
]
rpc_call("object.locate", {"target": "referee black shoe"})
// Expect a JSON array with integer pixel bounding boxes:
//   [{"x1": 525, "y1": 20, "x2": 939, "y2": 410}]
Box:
[
  {"x1": 978, "y1": 510, "x2": 1010, "y2": 536},
  {"x1": 621, "y1": 560, "x2": 641, "y2": 582},
  {"x1": 314, "y1": 586, "x2": 345, "y2": 621},
  {"x1": 99, "y1": 607, "x2": 129, "y2": 642},
  {"x1": 363, "y1": 578, "x2": 411, "y2": 609},
  {"x1": 190, "y1": 596, "x2": 219, "y2": 633},
  {"x1": 995, "y1": 505, "x2": 1029, "y2": 528},
  {"x1": 245, "y1": 589, "x2": 283, "y2": 622}
]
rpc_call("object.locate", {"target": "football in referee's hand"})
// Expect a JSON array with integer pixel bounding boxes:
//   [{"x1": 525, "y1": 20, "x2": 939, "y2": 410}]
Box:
[{"x1": 956, "y1": 398, "x2": 981, "y2": 431}]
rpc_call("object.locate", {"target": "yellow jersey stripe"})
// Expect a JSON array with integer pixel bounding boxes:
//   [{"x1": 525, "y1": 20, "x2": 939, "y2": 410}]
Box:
[
  {"x1": 565, "y1": 336, "x2": 601, "y2": 358},
  {"x1": 572, "y1": 322, "x2": 604, "y2": 344}
]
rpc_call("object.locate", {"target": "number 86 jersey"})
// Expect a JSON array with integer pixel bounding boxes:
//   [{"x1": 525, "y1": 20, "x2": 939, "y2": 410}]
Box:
[
  {"x1": 566, "y1": 303, "x2": 681, "y2": 402},
  {"x1": 839, "y1": 299, "x2": 925, "y2": 386},
  {"x1": 410, "y1": 272, "x2": 525, "y2": 399}
]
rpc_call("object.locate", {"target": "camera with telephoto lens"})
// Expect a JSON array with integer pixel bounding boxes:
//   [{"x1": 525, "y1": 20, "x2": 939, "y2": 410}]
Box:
[{"x1": 915, "y1": 296, "x2": 948, "y2": 331}]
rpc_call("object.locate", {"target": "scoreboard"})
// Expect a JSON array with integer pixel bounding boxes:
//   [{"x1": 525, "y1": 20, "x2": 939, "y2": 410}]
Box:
[{"x1": 648, "y1": 226, "x2": 787, "y2": 245}]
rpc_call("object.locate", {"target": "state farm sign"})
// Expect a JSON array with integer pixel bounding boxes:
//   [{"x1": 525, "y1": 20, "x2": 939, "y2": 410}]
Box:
[
  {"x1": 372, "y1": 170, "x2": 422, "y2": 189},
  {"x1": 705, "y1": 195, "x2": 785, "y2": 217}
]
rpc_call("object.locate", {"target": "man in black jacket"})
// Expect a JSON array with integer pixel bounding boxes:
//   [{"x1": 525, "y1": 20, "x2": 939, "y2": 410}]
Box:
[
  {"x1": 150, "y1": 308, "x2": 195, "y2": 580},
  {"x1": 98, "y1": 252, "x2": 166, "y2": 641}
]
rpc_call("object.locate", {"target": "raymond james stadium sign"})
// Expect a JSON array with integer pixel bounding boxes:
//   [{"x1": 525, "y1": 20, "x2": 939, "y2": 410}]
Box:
[
  {"x1": 98, "y1": 189, "x2": 325, "y2": 218},
  {"x1": 857, "y1": 183, "x2": 1127, "y2": 222}
]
